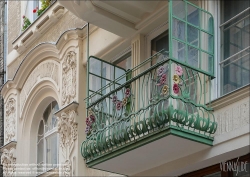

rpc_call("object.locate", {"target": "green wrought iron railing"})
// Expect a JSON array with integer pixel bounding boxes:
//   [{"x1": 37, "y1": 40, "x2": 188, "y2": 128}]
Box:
[{"x1": 81, "y1": 50, "x2": 217, "y2": 164}]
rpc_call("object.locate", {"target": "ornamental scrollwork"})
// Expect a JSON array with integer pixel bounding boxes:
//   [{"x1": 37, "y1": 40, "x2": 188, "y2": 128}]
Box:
[
  {"x1": 5, "y1": 98, "x2": 16, "y2": 143},
  {"x1": 62, "y1": 51, "x2": 77, "y2": 105},
  {"x1": 62, "y1": 159, "x2": 71, "y2": 177},
  {"x1": 1, "y1": 147, "x2": 16, "y2": 177},
  {"x1": 57, "y1": 109, "x2": 77, "y2": 176}
]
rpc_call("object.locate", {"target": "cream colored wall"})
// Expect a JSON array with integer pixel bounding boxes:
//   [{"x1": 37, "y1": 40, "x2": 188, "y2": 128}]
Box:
[{"x1": 7, "y1": 1, "x2": 21, "y2": 54}]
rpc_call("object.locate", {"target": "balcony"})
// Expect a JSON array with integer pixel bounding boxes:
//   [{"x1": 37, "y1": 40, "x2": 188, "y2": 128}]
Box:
[
  {"x1": 81, "y1": 1, "x2": 217, "y2": 175},
  {"x1": 81, "y1": 53, "x2": 217, "y2": 174}
]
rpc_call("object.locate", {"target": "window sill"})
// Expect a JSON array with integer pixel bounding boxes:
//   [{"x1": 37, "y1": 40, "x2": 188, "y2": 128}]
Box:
[
  {"x1": 12, "y1": 1, "x2": 67, "y2": 54},
  {"x1": 210, "y1": 84, "x2": 250, "y2": 110},
  {"x1": 37, "y1": 168, "x2": 59, "y2": 177}
]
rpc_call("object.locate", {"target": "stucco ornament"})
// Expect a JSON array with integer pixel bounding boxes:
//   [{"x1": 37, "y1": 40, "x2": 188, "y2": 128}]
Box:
[
  {"x1": 20, "y1": 61, "x2": 60, "y2": 116},
  {"x1": 1, "y1": 148, "x2": 16, "y2": 177},
  {"x1": 57, "y1": 110, "x2": 77, "y2": 175},
  {"x1": 62, "y1": 51, "x2": 77, "y2": 105},
  {"x1": 62, "y1": 160, "x2": 72, "y2": 176},
  {"x1": 5, "y1": 98, "x2": 16, "y2": 143}
]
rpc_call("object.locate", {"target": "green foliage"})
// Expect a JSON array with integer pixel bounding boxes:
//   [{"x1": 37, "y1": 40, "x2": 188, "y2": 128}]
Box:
[
  {"x1": 22, "y1": 16, "x2": 31, "y2": 31},
  {"x1": 38, "y1": 0, "x2": 51, "y2": 16}
]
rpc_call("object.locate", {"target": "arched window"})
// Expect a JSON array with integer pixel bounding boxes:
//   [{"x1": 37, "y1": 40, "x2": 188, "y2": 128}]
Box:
[{"x1": 37, "y1": 101, "x2": 59, "y2": 173}]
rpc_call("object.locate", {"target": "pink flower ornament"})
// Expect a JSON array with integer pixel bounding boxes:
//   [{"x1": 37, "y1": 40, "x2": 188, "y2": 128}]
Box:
[
  {"x1": 116, "y1": 101, "x2": 122, "y2": 111},
  {"x1": 157, "y1": 74, "x2": 167, "y2": 86},
  {"x1": 125, "y1": 88, "x2": 131, "y2": 97},
  {"x1": 112, "y1": 95, "x2": 118, "y2": 103},
  {"x1": 157, "y1": 66, "x2": 165, "y2": 76},
  {"x1": 175, "y1": 66, "x2": 183, "y2": 76}
]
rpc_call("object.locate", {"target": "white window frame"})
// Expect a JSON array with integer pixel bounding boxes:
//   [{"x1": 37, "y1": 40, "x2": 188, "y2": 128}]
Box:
[
  {"x1": 218, "y1": 1, "x2": 250, "y2": 97},
  {"x1": 36, "y1": 102, "x2": 59, "y2": 175}
]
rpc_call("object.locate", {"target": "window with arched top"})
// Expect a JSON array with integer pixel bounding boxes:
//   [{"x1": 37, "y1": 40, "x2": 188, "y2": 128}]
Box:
[{"x1": 37, "y1": 101, "x2": 59, "y2": 173}]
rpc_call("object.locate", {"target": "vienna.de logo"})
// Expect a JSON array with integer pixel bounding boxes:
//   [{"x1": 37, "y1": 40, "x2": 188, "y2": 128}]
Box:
[{"x1": 220, "y1": 157, "x2": 248, "y2": 176}]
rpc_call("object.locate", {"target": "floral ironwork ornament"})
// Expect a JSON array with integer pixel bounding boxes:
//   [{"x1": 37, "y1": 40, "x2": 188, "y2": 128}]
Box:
[
  {"x1": 175, "y1": 66, "x2": 183, "y2": 76},
  {"x1": 125, "y1": 88, "x2": 131, "y2": 97},
  {"x1": 85, "y1": 114, "x2": 96, "y2": 134},
  {"x1": 157, "y1": 66, "x2": 165, "y2": 76},
  {"x1": 162, "y1": 85, "x2": 169, "y2": 95},
  {"x1": 116, "y1": 101, "x2": 122, "y2": 110},
  {"x1": 173, "y1": 83, "x2": 179, "y2": 94},
  {"x1": 112, "y1": 95, "x2": 118, "y2": 103},
  {"x1": 122, "y1": 97, "x2": 128, "y2": 107},
  {"x1": 173, "y1": 74, "x2": 180, "y2": 84}
]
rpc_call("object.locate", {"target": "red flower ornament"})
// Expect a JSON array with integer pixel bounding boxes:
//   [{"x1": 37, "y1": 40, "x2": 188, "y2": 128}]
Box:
[{"x1": 173, "y1": 83, "x2": 179, "y2": 94}]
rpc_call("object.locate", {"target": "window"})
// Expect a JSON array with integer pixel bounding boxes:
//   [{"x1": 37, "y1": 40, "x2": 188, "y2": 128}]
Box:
[
  {"x1": 220, "y1": 1, "x2": 250, "y2": 95},
  {"x1": 113, "y1": 52, "x2": 132, "y2": 71},
  {"x1": 170, "y1": 0, "x2": 214, "y2": 75},
  {"x1": 151, "y1": 30, "x2": 169, "y2": 65},
  {"x1": 37, "y1": 101, "x2": 59, "y2": 174},
  {"x1": 24, "y1": 0, "x2": 40, "y2": 23}
]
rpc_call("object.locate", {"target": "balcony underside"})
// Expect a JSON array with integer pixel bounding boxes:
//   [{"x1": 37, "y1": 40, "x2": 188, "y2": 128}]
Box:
[{"x1": 88, "y1": 127, "x2": 212, "y2": 175}]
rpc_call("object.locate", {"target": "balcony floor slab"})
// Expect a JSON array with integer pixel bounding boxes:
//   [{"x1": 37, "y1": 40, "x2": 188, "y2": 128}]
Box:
[{"x1": 89, "y1": 128, "x2": 213, "y2": 176}]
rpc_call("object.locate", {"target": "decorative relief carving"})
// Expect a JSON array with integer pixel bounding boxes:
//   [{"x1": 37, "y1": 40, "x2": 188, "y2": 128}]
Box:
[
  {"x1": 215, "y1": 100, "x2": 249, "y2": 135},
  {"x1": 62, "y1": 160, "x2": 72, "y2": 177},
  {"x1": 1, "y1": 147, "x2": 16, "y2": 177},
  {"x1": 62, "y1": 51, "x2": 77, "y2": 105},
  {"x1": 20, "y1": 61, "x2": 59, "y2": 115},
  {"x1": 5, "y1": 98, "x2": 16, "y2": 143},
  {"x1": 57, "y1": 110, "x2": 77, "y2": 176}
]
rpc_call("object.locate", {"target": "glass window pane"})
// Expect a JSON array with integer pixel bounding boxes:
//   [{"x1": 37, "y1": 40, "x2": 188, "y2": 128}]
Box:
[
  {"x1": 89, "y1": 57, "x2": 101, "y2": 76},
  {"x1": 222, "y1": 52, "x2": 250, "y2": 94},
  {"x1": 115, "y1": 67, "x2": 126, "y2": 84},
  {"x1": 200, "y1": 10, "x2": 213, "y2": 33},
  {"x1": 115, "y1": 54, "x2": 132, "y2": 71},
  {"x1": 173, "y1": 0, "x2": 186, "y2": 20},
  {"x1": 187, "y1": 45, "x2": 199, "y2": 68},
  {"x1": 102, "y1": 63, "x2": 113, "y2": 80},
  {"x1": 173, "y1": 18, "x2": 186, "y2": 41},
  {"x1": 187, "y1": 25, "x2": 199, "y2": 47},
  {"x1": 43, "y1": 101, "x2": 59, "y2": 132},
  {"x1": 46, "y1": 133, "x2": 58, "y2": 166},
  {"x1": 172, "y1": 39, "x2": 186, "y2": 62},
  {"x1": 89, "y1": 74, "x2": 101, "y2": 92},
  {"x1": 223, "y1": 1, "x2": 249, "y2": 23},
  {"x1": 187, "y1": 4, "x2": 199, "y2": 27},
  {"x1": 52, "y1": 102, "x2": 59, "y2": 128},
  {"x1": 221, "y1": 1, "x2": 250, "y2": 95},
  {"x1": 200, "y1": 31, "x2": 213, "y2": 54}
]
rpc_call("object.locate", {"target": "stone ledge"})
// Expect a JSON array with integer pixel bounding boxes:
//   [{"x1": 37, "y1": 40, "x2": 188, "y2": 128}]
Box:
[
  {"x1": 210, "y1": 84, "x2": 250, "y2": 110},
  {"x1": 12, "y1": 1, "x2": 67, "y2": 54},
  {"x1": 0, "y1": 141, "x2": 17, "y2": 152},
  {"x1": 54, "y1": 101, "x2": 79, "y2": 117},
  {"x1": 37, "y1": 168, "x2": 59, "y2": 177}
]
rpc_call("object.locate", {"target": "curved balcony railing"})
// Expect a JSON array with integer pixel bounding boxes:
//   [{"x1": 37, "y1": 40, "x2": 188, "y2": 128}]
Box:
[{"x1": 81, "y1": 50, "x2": 217, "y2": 164}]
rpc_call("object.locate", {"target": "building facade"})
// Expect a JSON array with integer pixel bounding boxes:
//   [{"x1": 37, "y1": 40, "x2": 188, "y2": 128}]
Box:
[{"x1": 0, "y1": 0, "x2": 249, "y2": 177}]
